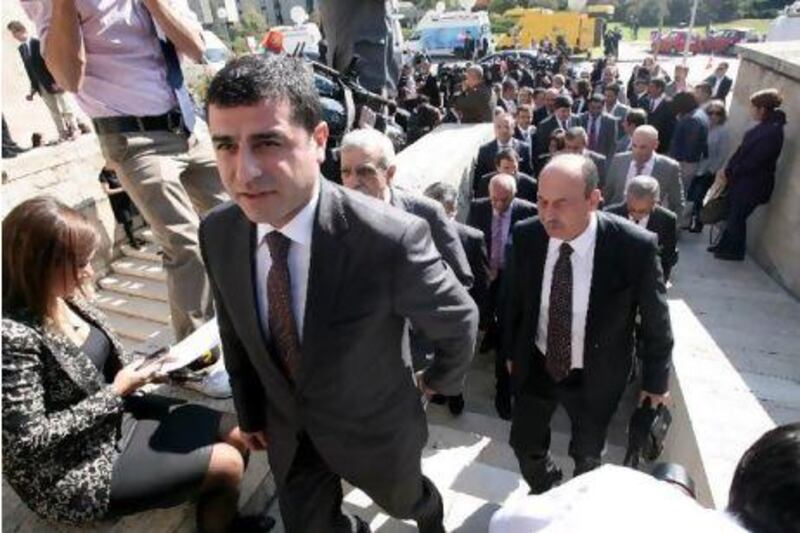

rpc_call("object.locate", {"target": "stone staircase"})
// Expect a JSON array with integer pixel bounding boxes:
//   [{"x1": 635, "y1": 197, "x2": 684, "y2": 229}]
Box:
[{"x1": 94, "y1": 230, "x2": 174, "y2": 353}]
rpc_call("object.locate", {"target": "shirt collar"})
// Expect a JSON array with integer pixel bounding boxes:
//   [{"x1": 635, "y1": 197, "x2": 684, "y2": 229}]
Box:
[
  {"x1": 256, "y1": 178, "x2": 320, "y2": 248},
  {"x1": 632, "y1": 153, "x2": 656, "y2": 170},
  {"x1": 550, "y1": 211, "x2": 598, "y2": 259}
]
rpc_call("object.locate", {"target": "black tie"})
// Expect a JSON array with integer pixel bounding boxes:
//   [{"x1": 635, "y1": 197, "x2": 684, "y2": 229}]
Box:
[
  {"x1": 546, "y1": 242, "x2": 573, "y2": 382},
  {"x1": 266, "y1": 232, "x2": 301, "y2": 380}
]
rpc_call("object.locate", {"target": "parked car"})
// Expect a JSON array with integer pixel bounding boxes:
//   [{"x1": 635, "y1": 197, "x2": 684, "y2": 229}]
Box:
[
  {"x1": 700, "y1": 28, "x2": 759, "y2": 55},
  {"x1": 651, "y1": 29, "x2": 702, "y2": 54}
]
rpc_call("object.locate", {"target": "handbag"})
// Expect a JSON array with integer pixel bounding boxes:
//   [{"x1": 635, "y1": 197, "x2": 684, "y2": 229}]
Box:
[
  {"x1": 699, "y1": 186, "x2": 729, "y2": 225},
  {"x1": 623, "y1": 397, "x2": 673, "y2": 469}
]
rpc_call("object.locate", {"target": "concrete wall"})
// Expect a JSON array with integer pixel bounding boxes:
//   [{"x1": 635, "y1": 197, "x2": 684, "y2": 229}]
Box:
[{"x1": 729, "y1": 42, "x2": 800, "y2": 299}]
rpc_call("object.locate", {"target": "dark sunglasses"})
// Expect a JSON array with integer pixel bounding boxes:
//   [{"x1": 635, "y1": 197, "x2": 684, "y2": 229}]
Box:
[{"x1": 707, "y1": 111, "x2": 723, "y2": 116}]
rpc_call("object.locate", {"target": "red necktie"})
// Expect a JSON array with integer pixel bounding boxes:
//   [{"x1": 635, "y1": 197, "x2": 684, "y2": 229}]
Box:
[{"x1": 266, "y1": 232, "x2": 301, "y2": 379}]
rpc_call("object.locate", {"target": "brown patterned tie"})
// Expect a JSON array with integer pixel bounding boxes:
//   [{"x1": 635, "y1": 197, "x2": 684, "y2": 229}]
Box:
[
  {"x1": 266, "y1": 232, "x2": 301, "y2": 379},
  {"x1": 546, "y1": 242, "x2": 573, "y2": 382}
]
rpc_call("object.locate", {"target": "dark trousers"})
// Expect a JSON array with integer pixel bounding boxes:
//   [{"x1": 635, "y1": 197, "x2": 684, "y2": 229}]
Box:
[
  {"x1": 487, "y1": 275, "x2": 510, "y2": 401},
  {"x1": 715, "y1": 195, "x2": 760, "y2": 258},
  {"x1": 510, "y1": 352, "x2": 615, "y2": 489},
  {"x1": 687, "y1": 172, "x2": 715, "y2": 218},
  {"x1": 278, "y1": 433, "x2": 444, "y2": 533}
]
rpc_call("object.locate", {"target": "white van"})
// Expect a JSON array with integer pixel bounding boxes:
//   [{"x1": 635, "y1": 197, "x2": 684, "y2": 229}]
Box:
[
  {"x1": 407, "y1": 10, "x2": 493, "y2": 58},
  {"x1": 270, "y1": 23, "x2": 323, "y2": 59}
]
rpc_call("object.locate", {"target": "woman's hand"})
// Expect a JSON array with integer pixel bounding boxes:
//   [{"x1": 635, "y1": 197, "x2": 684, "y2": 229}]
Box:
[{"x1": 112, "y1": 359, "x2": 162, "y2": 396}]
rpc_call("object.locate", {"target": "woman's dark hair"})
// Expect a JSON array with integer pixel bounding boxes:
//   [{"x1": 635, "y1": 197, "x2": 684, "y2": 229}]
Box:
[
  {"x1": 728, "y1": 423, "x2": 800, "y2": 533},
  {"x1": 671, "y1": 91, "x2": 698, "y2": 116},
  {"x1": 206, "y1": 54, "x2": 323, "y2": 134},
  {"x1": 750, "y1": 89, "x2": 782, "y2": 113},
  {"x1": 2, "y1": 197, "x2": 99, "y2": 321},
  {"x1": 705, "y1": 100, "x2": 727, "y2": 124}
]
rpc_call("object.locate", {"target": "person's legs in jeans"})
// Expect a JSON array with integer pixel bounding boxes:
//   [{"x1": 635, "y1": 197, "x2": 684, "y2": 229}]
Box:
[{"x1": 100, "y1": 130, "x2": 224, "y2": 341}]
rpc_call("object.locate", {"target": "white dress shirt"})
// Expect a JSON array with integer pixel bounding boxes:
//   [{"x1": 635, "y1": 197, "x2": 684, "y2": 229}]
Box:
[
  {"x1": 649, "y1": 95, "x2": 665, "y2": 112},
  {"x1": 626, "y1": 153, "x2": 656, "y2": 187},
  {"x1": 536, "y1": 212, "x2": 598, "y2": 369},
  {"x1": 255, "y1": 180, "x2": 320, "y2": 341},
  {"x1": 712, "y1": 75, "x2": 724, "y2": 97}
]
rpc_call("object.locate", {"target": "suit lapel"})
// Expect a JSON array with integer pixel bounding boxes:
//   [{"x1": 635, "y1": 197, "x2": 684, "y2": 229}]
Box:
[
  {"x1": 34, "y1": 320, "x2": 106, "y2": 395},
  {"x1": 301, "y1": 180, "x2": 349, "y2": 382},
  {"x1": 585, "y1": 214, "x2": 613, "y2": 343}
]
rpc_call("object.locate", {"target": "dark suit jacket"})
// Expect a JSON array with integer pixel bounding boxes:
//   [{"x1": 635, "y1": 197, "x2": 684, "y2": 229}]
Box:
[
  {"x1": 532, "y1": 107, "x2": 549, "y2": 127},
  {"x1": 467, "y1": 198, "x2": 538, "y2": 267},
  {"x1": 579, "y1": 112, "x2": 619, "y2": 162},
  {"x1": 475, "y1": 171, "x2": 538, "y2": 203},
  {"x1": 647, "y1": 98, "x2": 676, "y2": 154},
  {"x1": 200, "y1": 179, "x2": 478, "y2": 489},
  {"x1": 451, "y1": 84, "x2": 496, "y2": 123},
  {"x1": 534, "y1": 114, "x2": 578, "y2": 159},
  {"x1": 390, "y1": 187, "x2": 473, "y2": 288},
  {"x1": 17, "y1": 38, "x2": 58, "y2": 94},
  {"x1": 455, "y1": 222, "x2": 490, "y2": 323},
  {"x1": 669, "y1": 110, "x2": 709, "y2": 163},
  {"x1": 605, "y1": 203, "x2": 678, "y2": 280},
  {"x1": 419, "y1": 74, "x2": 442, "y2": 108},
  {"x1": 502, "y1": 212, "x2": 673, "y2": 414},
  {"x1": 474, "y1": 139, "x2": 535, "y2": 190},
  {"x1": 725, "y1": 110, "x2": 786, "y2": 205},
  {"x1": 513, "y1": 126, "x2": 536, "y2": 162},
  {"x1": 705, "y1": 74, "x2": 733, "y2": 102}
]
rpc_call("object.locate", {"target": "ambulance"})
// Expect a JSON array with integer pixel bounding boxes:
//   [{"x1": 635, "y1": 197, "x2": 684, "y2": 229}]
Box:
[{"x1": 407, "y1": 10, "x2": 494, "y2": 58}]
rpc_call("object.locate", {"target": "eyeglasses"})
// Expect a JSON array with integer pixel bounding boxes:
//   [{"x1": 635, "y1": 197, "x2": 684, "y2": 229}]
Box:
[{"x1": 707, "y1": 111, "x2": 723, "y2": 116}]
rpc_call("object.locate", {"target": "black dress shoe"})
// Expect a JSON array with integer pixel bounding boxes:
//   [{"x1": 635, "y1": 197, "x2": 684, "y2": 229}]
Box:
[
  {"x1": 230, "y1": 513, "x2": 276, "y2": 532},
  {"x1": 714, "y1": 250, "x2": 744, "y2": 261},
  {"x1": 495, "y1": 394, "x2": 512, "y2": 420},
  {"x1": 429, "y1": 394, "x2": 447, "y2": 405},
  {"x1": 688, "y1": 217, "x2": 703, "y2": 233},
  {"x1": 529, "y1": 464, "x2": 563, "y2": 495},
  {"x1": 448, "y1": 394, "x2": 465, "y2": 416}
]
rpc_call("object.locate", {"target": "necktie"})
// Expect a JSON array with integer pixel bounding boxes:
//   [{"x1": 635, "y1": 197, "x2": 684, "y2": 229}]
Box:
[
  {"x1": 490, "y1": 213, "x2": 505, "y2": 277},
  {"x1": 266, "y1": 232, "x2": 301, "y2": 379},
  {"x1": 546, "y1": 242, "x2": 573, "y2": 382},
  {"x1": 588, "y1": 117, "x2": 598, "y2": 151},
  {"x1": 158, "y1": 38, "x2": 196, "y2": 132},
  {"x1": 635, "y1": 160, "x2": 645, "y2": 176}
]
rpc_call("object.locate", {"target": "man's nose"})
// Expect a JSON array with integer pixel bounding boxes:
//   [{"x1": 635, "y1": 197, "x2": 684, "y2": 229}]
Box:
[{"x1": 236, "y1": 148, "x2": 260, "y2": 184}]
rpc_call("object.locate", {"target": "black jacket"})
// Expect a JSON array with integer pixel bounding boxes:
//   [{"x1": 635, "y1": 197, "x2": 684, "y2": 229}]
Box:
[
  {"x1": 18, "y1": 38, "x2": 59, "y2": 94},
  {"x1": 605, "y1": 202, "x2": 679, "y2": 281},
  {"x1": 451, "y1": 84, "x2": 496, "y2": 124},
  {"x1": 502, "y1": 212, "x2": 673, "y2": 403},
  {"x1": 725, "y1": 110, "x2": 786, "y2": 205},
  {"x1": 455, "y1": 222, "x2": 490, "y2": 323},
  {"x1": 475, "y1": 171, "x2": 538, "y2": 204},
  {"x1": 704, "y1": 74, "x2": 733, "y2": 102},
  {"x1": 466, "y1": 198, "x2": 537, "y2": 265},
  {"x1": 646, "y1": 97, "x2": 676, "y2": 154},
  {"x1": 473, "y1": 139, "x2": 535, "y2": 193}
]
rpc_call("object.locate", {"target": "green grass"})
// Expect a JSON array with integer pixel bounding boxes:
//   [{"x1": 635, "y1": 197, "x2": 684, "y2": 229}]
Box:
[{"x1": 607, "y1": 18, "x2": 771, "y2": 43}]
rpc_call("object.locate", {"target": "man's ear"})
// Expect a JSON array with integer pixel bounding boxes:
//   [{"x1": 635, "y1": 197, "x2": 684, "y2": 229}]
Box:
[
  {"x1": 386, "y1": 164, "x2": 397, "y2": 185},
  {"x1": 313, "y1": 121, "x2": 329, "y2": 163}
]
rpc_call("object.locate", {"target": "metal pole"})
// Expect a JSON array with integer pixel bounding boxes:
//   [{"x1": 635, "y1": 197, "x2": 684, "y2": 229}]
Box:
[{"x1": 683, "y1": 0, "x2": 699, "y2": 65}]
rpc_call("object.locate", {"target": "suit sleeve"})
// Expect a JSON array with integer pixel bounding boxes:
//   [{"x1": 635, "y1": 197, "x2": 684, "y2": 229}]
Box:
[
  {"x1": 428, "y1": 203, "x2": 474, "y2": 289},
  {"x1": 666, "y1": 161, "x2": 685, "y2": 216},
  {"x1": 199, "y1": 219, "x2": 267, "y2": 434},
  {"x1": 603, "y1": 159, "x2": 622, "y2": 206},
  {"x1": 636, "y1": 235, "x2": 674, "y2": 394},
  {"x1": 393, "y1": 218, "x2": 478, "y2": 396},
  {"x1": 499, "y1": 227, "x2": 526, "y2": 364},
  {"x1": 470, "y1": 233, "x2": 491, "y2": 327},
  {"x1": 660, "y1": 212, "x2": 678, "y2": 281}
]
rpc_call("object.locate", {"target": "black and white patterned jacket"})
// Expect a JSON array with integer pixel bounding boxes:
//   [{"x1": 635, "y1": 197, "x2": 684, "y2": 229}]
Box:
[{"x1": 2, "y1": 298, "x2": 132, "y2": 524}]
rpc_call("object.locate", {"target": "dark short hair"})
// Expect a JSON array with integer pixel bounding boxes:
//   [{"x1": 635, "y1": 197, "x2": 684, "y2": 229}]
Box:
[
  {"x1": 672, "y1": 91, "x2": 698, "y2": 115},
  {"x1": 575, "y1": 79, "x2": 591, "y2": 98},
  {"x1": 3, "y1": 197, "x2": 99, "y2": 320},
  {"x1": 604, "y1": 82, "x2": 621, "y2": 96},
  {"x1": 589, "y1": 93, "x2": 605, "y2": 106},
  {"x1": 495, "y1": 147, "x2": 519, "y2": 166},
  {"x1": 694, "y1": 81, "x2": 712, "y2": 97},
  {"x1": 6, "y1": 21, "x2": 26, "y2": 33},
  {"x1": 554, "y1": 95, "x2": 573, "y2": 110},
  {"x1": 502, "y1": 79, "x2": 518, "y2": 91},
  {"x1": 625, "y1": 108, "x2": 648, "y2": 128},
  {"x1": 728, "y1": 423, "x2": 800, "y2": 533},
  {"x1": 206, "y1": 54, "x2": 322, "y2": 133},
  {"x1": 649, "y1": 78, "x2": 667, "y2": 93},
  {"x1": 516, "y1": 104, "x2": 533, "y2": 115},
  {"x1": 532, "y1": 87, "x2": 546, "y2": 97}
]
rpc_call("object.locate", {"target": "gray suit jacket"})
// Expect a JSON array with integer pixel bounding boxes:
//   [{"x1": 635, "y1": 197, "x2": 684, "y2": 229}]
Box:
[
  {"x1": 579, "y1": 112, "x2": 619, "y2": 162},
  {"x1": 607, "y1": 102, "x2": 630, "y2": 123},
  {"x1": 391, "y1": 186, "x2": 474, "y2": 288},
  {"x1": 603, "y1": 152, "x2": 684, "y2": 216},
  {"x1": 615, "y1": 133, "x2": 631, "y2": 154},
  {"x1": 200, "y1": 179, "x2": 478, "y2": 489}
]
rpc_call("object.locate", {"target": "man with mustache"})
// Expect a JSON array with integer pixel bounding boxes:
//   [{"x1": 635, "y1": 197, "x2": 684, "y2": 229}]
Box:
[{"x1": 502, "y1": 154, "x2": 673, "y2": 494}]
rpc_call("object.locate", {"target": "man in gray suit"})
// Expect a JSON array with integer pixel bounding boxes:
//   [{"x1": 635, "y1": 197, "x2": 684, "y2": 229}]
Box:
[
  {"x1": 579, "y1": 95, "x2": 618, "y2": 162},
  {"x1": 604, "y1": 125, "x2": 684, "y2": 216},
  {"x1": 202, "y1": 55, "x2": 478, "y2": 533}
]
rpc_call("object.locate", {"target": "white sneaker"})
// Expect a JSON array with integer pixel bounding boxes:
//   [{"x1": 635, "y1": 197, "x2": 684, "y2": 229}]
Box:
[{"x1": 181, "y1": 361, "x2": 232, "y2": 399}]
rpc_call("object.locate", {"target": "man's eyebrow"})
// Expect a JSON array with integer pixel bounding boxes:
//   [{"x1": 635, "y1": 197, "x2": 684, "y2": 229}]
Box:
[{"x1": 210, "y1": 131, "x2": 285, "y2": 144}]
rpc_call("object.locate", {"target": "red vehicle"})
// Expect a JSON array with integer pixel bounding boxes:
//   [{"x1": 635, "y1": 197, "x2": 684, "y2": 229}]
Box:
[
  {"x1": 651, "y1": 29, "x2": 702, "y2": 55},
  {"x1": 700, "y1": 28, "x2": 759, "y2": 55}
]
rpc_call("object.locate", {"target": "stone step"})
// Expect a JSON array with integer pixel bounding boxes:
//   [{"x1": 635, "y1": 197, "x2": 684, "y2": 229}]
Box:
[
  {"x1": 102, "y1": 309, "x2": 171, "y2": 344},
  {"x1": 98, "y1": 273, "x2": 168, "y2": 302},
  {"x1": 120, "y1": 242, "x2": 162, "y2": 263},
  {"x1": 93, "y1": 292, "x2": 171, "y2": 325},
  {"x1": 110, "y1": 257, "x2": 167, "y2": 282}
]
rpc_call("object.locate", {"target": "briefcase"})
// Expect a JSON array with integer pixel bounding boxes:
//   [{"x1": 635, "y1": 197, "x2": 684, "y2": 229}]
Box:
[{"x1": 623, "y1": 398, "x2": 672, "y2": 469}]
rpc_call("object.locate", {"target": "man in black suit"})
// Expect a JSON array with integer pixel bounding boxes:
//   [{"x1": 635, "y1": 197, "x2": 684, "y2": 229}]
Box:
[
  {"x1": 468, "y1": 174, "x2": 537, "y2": 420},
  {"x1": 705, "y1": 62, "x2": 733, "y2": 103},
  {"x1": 425, "y1": 181, "x2": 491, "y2": 415},
  {"x1": 513, "y1": 104, "x2": 536, "y2": 160},
  {"x1": 564, "y1": 126, "x2": 608, "y2": 189},
  {"x1": 503, "y1": 154, "x2": 672, "y2": 493},
  {"x1": 645, "y1": 78, "x2": 676, "y2": 154},
  {"x1": 7, "y1": 20, "x2": 78, "y2": 141},
  {"x1": 605, "y1": 176, "x2": 678, "y2": 281},
  {"x1": 579, "y1": 94, "x2": 619, "y2": 162},
  {"x1": 203, "y1": 55, "x2": 478, "y2": 533},
  {"x1": 451, "y1": 65, "x2": 496, "y2": 123},
  {"x1": 474, "y1": 148, "x2": 538, "y2": 203},
  {"x1": 474, "y1": 113, "x2": 535, "y2": 191},
  {"x1": 534, "y1": 94, "x2": 578, "y2": 161},
  {"x1": 532, "y1": 88, "x2": 558, "y2": 127},
  {"x1": 416, "y1": 57, "x2": 442, "y2": 108}
]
